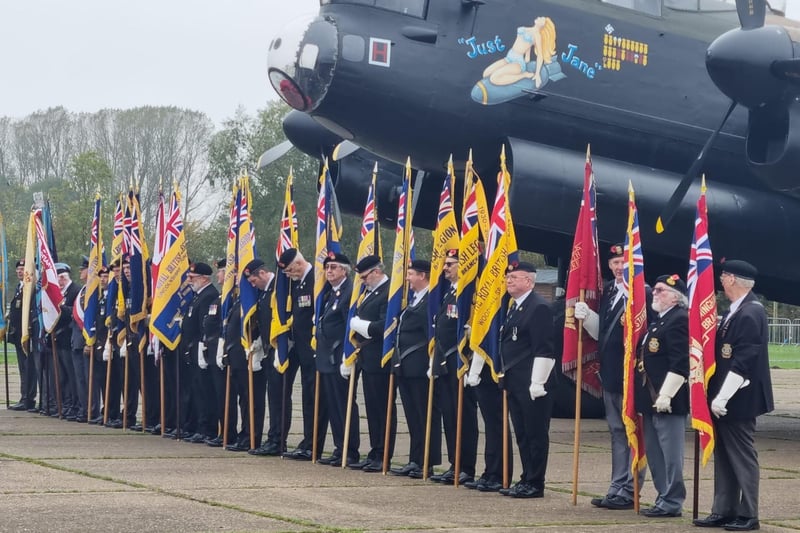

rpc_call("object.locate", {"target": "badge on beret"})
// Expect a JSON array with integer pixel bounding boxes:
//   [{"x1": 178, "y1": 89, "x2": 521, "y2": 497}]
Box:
[
  {"x1": 665, "y1": 274, "x2": 679, "y2": 287},
  {"x1": 648, "y1": 337, "x2": 659, "y2": 353},
  {"x1": 721, "y1": 343, "x2": 733, "y2": 358},
  {"x1": 244, "y1": 268, "x2": 251, "y2": 276}
]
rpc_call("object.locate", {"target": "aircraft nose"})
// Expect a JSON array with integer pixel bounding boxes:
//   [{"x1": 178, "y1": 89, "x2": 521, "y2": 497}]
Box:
[{"x1": 268, "y1": 15, "x2": 339, "y2": 112}]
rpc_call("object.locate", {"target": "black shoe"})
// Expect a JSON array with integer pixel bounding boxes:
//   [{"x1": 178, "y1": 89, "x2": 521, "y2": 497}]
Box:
[
  {"x1": 185, "y1": 433, "x2": 206, "y2": 444},
  {"x1": 723, "y1": 518, "x2": 759, "y2": 531},
  {"x1": 455, "y1": 472, "x2": 474, "y2": 485},
  {"x1": 430, "y1": 468, "x2": 454, "y2": 483},
  {"x1": 464, "y1": 476, "x2": 487, "y2": 490},
  {"x1": 129, "y1": 424, "x2": 143, "y2": 432},
  {"x1": 8, "y1": 402, "x2": 27, "y2": 411},
  {"x1": 75, "y1": 417, "x2": 88, "y2": 423},
  {"x1": 162, "y1": 428, "x2": 177, "y2": 438},
  {"x1": 477, "y1": 479, "x2": 503, "y2": 492},
  {"x1": 66, "y1": 415, "x2": 78, "y2": 422},
  {"x1": 693, "y1": 514, "x2": 736, "y2": 528},
  {"x1": 348, "y1": 459, "x2": 370, "y2": 470},
  {"x1": 641, "y1": 507, "x2": 681, "y2": 518},
  {"x1": 506, "y1": 482, "x2": 543, "y2": 499},
  {"x1": 149, "y1": 424, "x2": 162, "y2": 435},
  {"x1": 205, "y1": 436, "x2": 223, "y2": 447},
  {"x1": 27, "y1": 407, "x2": 39, "y2": 413},
  {"x1": 317, "y1": 454, "x2": 340, "y2": 465},
  {"x1": 591, "y1": 497, "x2": 609, "y2": 508},
  {"x1": 408, "y1": 466, "x2": 433, "y2": 479},
  {"x1": 144, "y1": 425, "x2": 156, "y2": 434},
  {"x1": 390, "y1": 462, "x2": 420, "y2": 476},
  {"x1": 362, "y1": 460, "x2": 383, "y2": 473},
  {"x1": 604, "y1": 495, "x2": 634, "y2": 510},
  {"x1": 88, "y1": 416, "x2": 104, "y2": 425},
  {"x1": 282, "y1": 448, "x2": 312, "y2": 461},
  {"x1": 248, "y1": 443, "x2": 277, "y2": 456},
  {"x1": 227, "y1": 442, "x2": 249, "y2": 452},
  {"x1": 105, "y1": 419, "x2": 123, "y2": 429}
]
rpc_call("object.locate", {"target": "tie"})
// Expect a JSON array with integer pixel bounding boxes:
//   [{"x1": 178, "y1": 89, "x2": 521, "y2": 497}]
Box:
[{"x1": 506, "y1": 301, "x2": 518, "y2": 324}]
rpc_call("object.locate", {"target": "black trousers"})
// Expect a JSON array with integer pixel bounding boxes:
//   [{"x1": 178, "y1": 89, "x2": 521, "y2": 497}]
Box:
[
  {"x1": 505, "y1": 358, "x2": 552, "y2": 490},
  {"x1": 436, "y1": 357, "x2": 479, "y2": 477},
  {"x1": 121, "y1": 348, "x2": 140, "y2": 426},
  {"x1": 280, "y1": 348, "x2": 319, "y2": 451},
  {"x1": 362, "y1": 370, "x2": 396, "y2": 462},
  {"x1": 225, "y1": 366, "x2": 250, "y2": 446},
  {"x1": 56, "y1": 343, "x2": 77, "y2": 415},
  {"x1": 13, "y1": 340, "x2": 37, "y2": 407},
  {"x1": 265, "y1": 354, "x2": 291, "y2": 449},
  {"x1": 320, "y1": 370, "x2": 360, "y2": 461},
  {"x1": 474, "y1": 363, "x2": 513, "y2": 482},
  {"x1": 397, "y1": 374, "x2": 441, "y2": 467}
]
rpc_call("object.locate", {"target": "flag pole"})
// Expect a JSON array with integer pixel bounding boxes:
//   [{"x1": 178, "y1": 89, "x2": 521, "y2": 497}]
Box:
[
  {"x1": 103, "y1": 340, "x2": 112, "y2": 424},
  {"x1": 693, "y1": 430, "x2": 700, "y2": 519},
  {"x1": 341, "y1": 364, "x2": 357, "y2": 469},
  {"x1": 3, "y1": 339, "x2": 8, "y2": 407},
  {"x1": 571, "y1": 288, "x2": 586, "y2": 505},
  {"x1": 422, "y1": 371, "x2": 435, "y2": 480},
  {"x1": 312, "y1": 370, "x2": 320, "y2": 463},
  {"x1": 223, "y1": 365, "x2": 231, "y2": 447},
  {"x1": 50, "y1": 336, "x2": 62, "y2": 418},
  {"x1": 247, "y1": 352, "x2": 255, "y2": 451},
  {"x1": 87, "y1": 346, "x2": 94, "y2": 422},
  {"x1": 159, "y1": 352, "x2": 165, "y2": 435},
  {"x1": 280, "y1": 373, "x2": 288, "y2": 453},
  {"x1": 502, "y1": 389, "x2": 509, "y2": 489},
  {"x1": 382, "y1": 374, "x2": 395, "y2": 474},
  {"x1": 122, "y1": 339, "x2": 129, "y2": 430},
  {"x1": 454, "y1": 375, "x2": 464, "y2": 487},
  {"x1": 139, "y1": 344, "x2": 146, "y2": 430}
]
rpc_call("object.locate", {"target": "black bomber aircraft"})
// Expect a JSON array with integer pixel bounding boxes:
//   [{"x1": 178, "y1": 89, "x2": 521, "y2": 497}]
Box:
[{"x1": 265, "y1": 0, "x2": 800, "y2": 306}]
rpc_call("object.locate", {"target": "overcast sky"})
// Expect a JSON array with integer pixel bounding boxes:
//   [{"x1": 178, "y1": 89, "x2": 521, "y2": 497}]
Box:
[{"x1": 0, "y1": 0, "x2": 319, "y2": 126}]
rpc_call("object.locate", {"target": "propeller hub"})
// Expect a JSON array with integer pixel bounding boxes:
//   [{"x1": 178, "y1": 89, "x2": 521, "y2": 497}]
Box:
[
  {"x1": 706, "y1": 26, "x2": 794, "y2": 108},
  {"x1": 267, "y1": 15, "x2": 339, "y2": 112}
]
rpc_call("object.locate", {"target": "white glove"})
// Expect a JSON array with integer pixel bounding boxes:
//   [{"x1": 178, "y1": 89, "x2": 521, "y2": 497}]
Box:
[
  {"x1": 197, "y1": 342, "x2": 208, "y2": 369},
  {"x1": 120, "y1": 341, "x2": 128, "y2": 359},
  {"x1": 654, "y1": 371, "x2": 685, "y2": 413},
  {"x1": 102, "y1": 340, "x2": 111, "y2": 362},
  {"x1": 340, "y1": 361, "x2": 352, "y2": 379},
  {"x1": 466, "y1": 356, "x2": 485, "y2": 387},
  {"x1": 252, "y1": 355, "x2": 262, "y2": 372},
  {"x1": 711, "y1": 371, "x2": 746, "y2": 418},
  {"x1": 574, "y1": 302, "x2": 599, "y2": 340},
  {"x1": 216, "y1": 341, "x2": 225, "y2": 370},
  {"x1": 273, "y1": 354, "x2": 280, "y2": 370},
  {"x1": 529, "y1": 357, "x2": 555, "y2": 400},
  {"x1": 349, "y1": 316, "x2": 371, "y2": 338}
]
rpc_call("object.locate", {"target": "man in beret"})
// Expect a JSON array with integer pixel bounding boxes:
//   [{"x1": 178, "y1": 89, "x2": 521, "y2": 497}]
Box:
[
  {"x1": 430, "y1": 250, "x2": 478, "y2": 485},
  {"x1": 6, "y1": 259, "x2": 37, "y2": 411},
  {"x1": 315, "y1": 252, "x2": 360, "y2": 466},
  {"x1": 636, "y1": 274, "x2": 689, "y2": 517},
  {"x1": 88, "y1": 266, "x2": 110, "y2": 425},
  {"x1": 242, "y1": 258, "x2": 279, "y2": 455},
  {"x1": 390, "y1": 259, "x2": 441, "y2": 478},
  {"x1": 575, "y1": 244, "x2": 647, "y2": 510},
  {"x1": 496, "y1": 262, "x2": 555, "y2": 498},
  {"x1": 68, "y1": 257, "x2": 91, "y2": 422},
  {"x1": 180, "y1": 262, "x2": 220, "y2": 443},
  {"x1": 100, "y1": 261, "x2": 124, "y2": 428},
  {"x1": 53, "y1": 263, "x2": 81, "y2": 420},
  {"x1": 693, "y1": 261, "x2": 773, "y2": 531},
  {"x1": 277, "y1": 249, "x2": 321, "y2": 461},
  {"x1": 346, "y1": 255, "x2": 396, "y2": 472}
]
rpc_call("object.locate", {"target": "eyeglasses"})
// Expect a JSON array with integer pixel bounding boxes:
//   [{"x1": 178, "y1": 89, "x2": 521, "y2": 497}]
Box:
[
  {"x1": 652, "y1": 286, "x2": 671, "y2": 294},
  {"x1": 324, "y1": 264, "x2": 342, "y2": 271},
  {"x1": 359, "y1": 270, "x2": 374, "y2": 281},
  {"x1": 505, "y1": 274, "x2": 530, "y2": 282},
  {"x1": 444, "y1": 262, "x2": 458, "y2": 268}
]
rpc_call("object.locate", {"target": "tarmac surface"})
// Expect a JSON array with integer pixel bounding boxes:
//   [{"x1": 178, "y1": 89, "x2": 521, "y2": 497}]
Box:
[{"x1": 1, "y1": 366, "x2": 799, "y2": 533}]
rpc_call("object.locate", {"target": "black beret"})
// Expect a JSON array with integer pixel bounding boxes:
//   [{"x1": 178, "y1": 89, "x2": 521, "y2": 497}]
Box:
[
  {"x1": 445, "y1": 249, "x2": 458, "y2": 260},
  {"x1": 609, "y1": 243, "x2": 624, "y2": 258},
  {"x1": 189, "y1": 262, "x2": 213, "y2": 276},
  {"x1": 655, "y1": 274, "x2": 687, "y2": 295},
  {"x1": 242, "y1": 259, "x2": 265, "y2": 277},
  {"x1": 408, "y1": 259, "x2": 431, "y2": 273},
  {"x1": 507, "y1": 261, "x2": 536, "y2": 273},
  {"x1": 80, "y1": 255, "x2": 90, "y2": 269},
  {"x1": 122, "y1": 256, "x2": 130, "y2": 265},
  {"x1": 323, "y1": 251, "x2": 351, "y2": 266},
  {"x1": 110, "y1": 259, "x2": 121, "y2": 268},
  {"x1": 99, "y1": 266, "x2": 110, "y2": 275},
  {"x1": 55, "y1": 263, "x2": 71, "y2": 274},
  {"x1": 721, "y1": 259, "x2": 757, "y2": 280},
  {"x1": 277, "y1": 248, "x2": 298, "y2": 269},
  {"x1": 355, "y1": 255, "x2": 381, "y2": 273},
  {"x1": 216, "y1": 258, "x2": 226, "y2": 269},
  {"x1": 15, "y1": 259, "x2": 24, "y2": 268}
]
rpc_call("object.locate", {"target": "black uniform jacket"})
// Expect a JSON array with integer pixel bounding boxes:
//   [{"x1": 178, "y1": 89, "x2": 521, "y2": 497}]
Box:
[
  {"x1": 7, "y1": 281, "x2": 24, "y2": 344},
  {"x1": 708, "y1": 292, "x2": 774, "y2": 420},
  {"x1": 224, "y1": 295, "x2": 247, "y2": 370},
  {"x1": 394, "y1": 291, "x2": 429, "y2": 378},
  {"x1": 315, "y1": 277, "x2": 353, "y2": 373},
  {"x1": 635, "y1": 305, "x2": 689, "y2": 415},
  {"x1": 53, "y1": 281, "x2": 81, "y2": 348},
  {"x1": 352, "y1": 277, "x2": 389, "y2": 374},
  {"x1": 500, "y1": 291, "x2": 554, "y2": 375},
  {"x1": 181, "y1": 284, "x2": 220, "y2": 359},
  {"x1": 290, "y1": 268, "x2": 315, "y2": 359},
  {"x1": 432, "y1": 284, "x2": 458, "y2": 377}
]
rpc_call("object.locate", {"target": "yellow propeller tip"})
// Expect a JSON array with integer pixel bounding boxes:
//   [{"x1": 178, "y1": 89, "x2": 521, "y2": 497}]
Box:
[{"x1": 655, "y1": 218, "x2": 665, "y2": 234}]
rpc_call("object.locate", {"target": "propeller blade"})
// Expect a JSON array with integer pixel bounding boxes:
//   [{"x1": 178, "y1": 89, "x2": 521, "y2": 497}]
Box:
[
  {"x1": 332, "y1": 140, "x2": 360, "y2": 161},
  {"x1": 736, "y1": 0, "x2": 766, "y2": 30},
  {"x1": 256, "y1": 140, "x2": 293, "y2": 169},
  {"x1": 656, "y1": 100, "x2": 737, "y2": 234},
  {"x1": 771, "y1": 58, "x2": 800, "y2": 84}
]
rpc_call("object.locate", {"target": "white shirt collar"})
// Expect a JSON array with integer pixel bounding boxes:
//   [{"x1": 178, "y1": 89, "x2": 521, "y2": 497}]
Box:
[{"x1": 514, "y1": 289, "x2": 532, "y2": 307}]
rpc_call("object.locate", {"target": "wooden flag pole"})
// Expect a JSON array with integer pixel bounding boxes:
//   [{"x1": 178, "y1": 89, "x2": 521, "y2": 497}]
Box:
[
  {"x1": 223, "y1": 365, "x2": 231, "y2": 447},
  {"x1": 312, "y1": 370, "x2": 321, "y2": 463},
  {"x1": 571, "y1": 289, "x2": 586, "y2": 505},
  {"x1": 3, "y1": 340, "x2": 9, "y2": 407},
  {"x1": 122, "y1": 340, "x2": 129, "y2": 430},
  {"x1": 247, "y1": 353, "x2": 255, "y2": 450},
  {"x1": 50, "y1": 336, "x2": 62, "y2": 418},
  {"x1": 502, "y1": 389, "x2": 509, "y2": 489},
  {"x1": 693, "y1": 431, "x2": 700, "y2": 520},
  {"x1": 87, "y1": 346, "x2": 95, "y2": 422},
  {"x1": 382, "y1": 373, "x2": 395, "y2": 474},
  {"x1": 159, "y1": 351, "x2": 165, "y2": 435},
  {"x1": 139, "y1": 344, "x2": 146, "y2": 430},
  {"x1": 454, "y1": 375, "x2": 464, "y2": 488},
  {"x1": 422, "y1": 370, "x2": 435, "y2": 480},
  {"x1": 341, "y1": 364, "x2": 357, "y2": 469},
  {"x1": 103, "y1": 342, "x2": 112, "y2": 424}
]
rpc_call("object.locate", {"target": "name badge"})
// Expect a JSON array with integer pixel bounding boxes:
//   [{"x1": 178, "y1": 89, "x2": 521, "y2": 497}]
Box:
[
  {"x1": 298, "y1": 295, "x2": 312, "y2": 308},
  {"x1": 208, "y1": 304, "x2": 218, "y2": 316}
]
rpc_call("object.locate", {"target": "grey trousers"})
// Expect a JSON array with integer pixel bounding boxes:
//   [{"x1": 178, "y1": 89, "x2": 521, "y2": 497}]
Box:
[
  {"x1": 603, "y1": 391, "x2": 645, "y2": 499},
  {"x1": 642, "y1": 412, "x2": 687, "y2": 514},
  {"x1": 712, "y1": 418, "x2": 759, "y2": 519}
]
